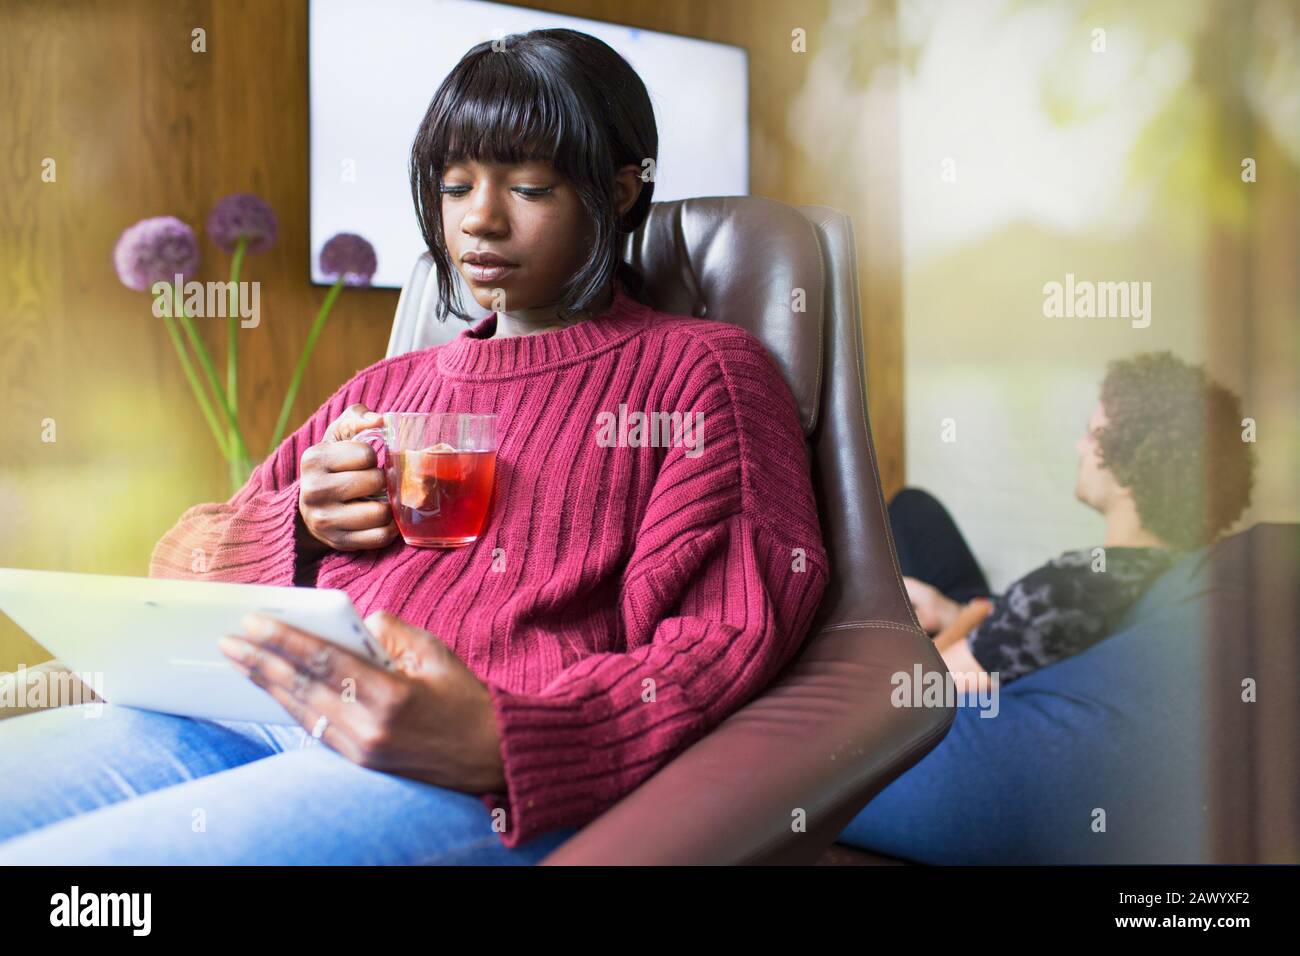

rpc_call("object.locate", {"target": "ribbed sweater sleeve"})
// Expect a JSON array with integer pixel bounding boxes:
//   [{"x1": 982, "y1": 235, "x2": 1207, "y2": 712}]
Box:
[
  {"x1": 481, "y1": 329, "x2": 830, "y2": 847},
  {"x1": 147, "y1": 358, "x2": 405, "y2": 585}
]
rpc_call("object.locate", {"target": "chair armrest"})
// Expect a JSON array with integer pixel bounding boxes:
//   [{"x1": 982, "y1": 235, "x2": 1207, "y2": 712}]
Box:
[{"x1": 540, "y1": 622, "x2": 953, "y2": 865}]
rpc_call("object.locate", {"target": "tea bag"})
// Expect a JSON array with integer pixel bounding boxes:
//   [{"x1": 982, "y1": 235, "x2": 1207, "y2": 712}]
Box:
[{"x1": 399, "y1": 442, "x2": 459, "y2": 510}]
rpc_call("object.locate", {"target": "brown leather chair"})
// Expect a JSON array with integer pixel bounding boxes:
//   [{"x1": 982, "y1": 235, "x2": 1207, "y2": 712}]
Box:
[{"x1": 386, "y1": 196, "x2": 952, "y2": 864}]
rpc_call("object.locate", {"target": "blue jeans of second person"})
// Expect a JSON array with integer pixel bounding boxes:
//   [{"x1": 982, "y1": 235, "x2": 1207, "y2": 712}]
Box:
[{"x1": 0, "y1": 703, "x2": 579, "y2": 865}]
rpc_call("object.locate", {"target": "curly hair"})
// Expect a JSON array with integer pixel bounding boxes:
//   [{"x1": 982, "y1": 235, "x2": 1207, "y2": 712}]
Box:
[{"x1": 1096, "y1": 351, "x2": 1256, "y2": 552}]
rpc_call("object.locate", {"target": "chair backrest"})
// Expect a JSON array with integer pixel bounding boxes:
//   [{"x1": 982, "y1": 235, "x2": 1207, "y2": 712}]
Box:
[{"x1": 387, "y1": 196, "x2": 917, "y2": 634}]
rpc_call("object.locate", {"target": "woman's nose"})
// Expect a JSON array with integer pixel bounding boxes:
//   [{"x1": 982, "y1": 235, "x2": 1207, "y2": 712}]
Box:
[{"x1": 460, "y1": 188, "x2": 507, "y2": 237}]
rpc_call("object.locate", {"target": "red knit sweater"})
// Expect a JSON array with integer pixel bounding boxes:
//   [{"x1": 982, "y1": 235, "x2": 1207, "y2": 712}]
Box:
[{"x1": 149, "y1": 284, "x2": 830, "y2": 848}]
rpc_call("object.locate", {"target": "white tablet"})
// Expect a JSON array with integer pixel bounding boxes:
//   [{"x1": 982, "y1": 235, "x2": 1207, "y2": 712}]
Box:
[{"x1": 0, "y1": 568, "x2": 394, "y2": 726}]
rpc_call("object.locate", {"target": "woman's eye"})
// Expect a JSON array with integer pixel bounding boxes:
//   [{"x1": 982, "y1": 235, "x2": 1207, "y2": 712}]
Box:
[{"x1": 437, "y1": 184, "x2": 550, "y2": 199}]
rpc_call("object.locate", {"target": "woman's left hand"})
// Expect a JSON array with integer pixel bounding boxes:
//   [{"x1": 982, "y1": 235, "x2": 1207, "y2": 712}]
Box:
[{"x1": 218, "y1": 610, "x2": 506, "y2": 793}]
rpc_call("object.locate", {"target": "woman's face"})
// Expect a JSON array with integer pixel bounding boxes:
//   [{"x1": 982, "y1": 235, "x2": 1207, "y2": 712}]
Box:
[{"x1": 440, "y1": 158, "x2": 596, "y2": 314}]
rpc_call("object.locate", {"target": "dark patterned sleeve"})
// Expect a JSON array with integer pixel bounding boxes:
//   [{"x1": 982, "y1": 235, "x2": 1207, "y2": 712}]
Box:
[{"x1": 966, "y1": 552, "x2": 1110, "y2": 682}]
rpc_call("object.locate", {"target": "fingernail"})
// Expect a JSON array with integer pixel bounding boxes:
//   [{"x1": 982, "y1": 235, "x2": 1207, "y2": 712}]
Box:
[
  {"x1": 219, "y1": 635, "x2": 252, "y2": 660},
  {"x1": 240, "y1": 613, "x2": 275, "y2": 637}
]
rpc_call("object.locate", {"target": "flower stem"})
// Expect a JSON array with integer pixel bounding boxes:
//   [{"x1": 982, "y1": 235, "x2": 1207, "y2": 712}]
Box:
[
  {"x1": 160, "y1": 293, "x2": 231, "y2": 459},
  {"x1": 268, "y1": 276, "x2": 345, "y2": 456},
  {"x1": 171, "y1": 283, "x2": 251, "y2": 464},
  {"x1": 227, "y1": 238, "x2": 247, "y2": 491}
]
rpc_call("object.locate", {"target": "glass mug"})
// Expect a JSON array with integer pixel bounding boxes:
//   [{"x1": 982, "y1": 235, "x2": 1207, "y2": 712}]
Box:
[{"x1": 351, "y1": 412, "x2": 499, "y2": 548}]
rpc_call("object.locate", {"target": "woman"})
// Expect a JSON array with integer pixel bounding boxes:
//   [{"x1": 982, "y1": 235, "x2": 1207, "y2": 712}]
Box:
[{"x1": 0, "y1": 29, "x2": 828, "y2": 864}]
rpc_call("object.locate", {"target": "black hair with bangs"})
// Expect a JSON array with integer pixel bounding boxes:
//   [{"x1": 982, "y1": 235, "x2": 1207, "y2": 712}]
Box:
[{"x1": 409, "y1": 28, "x2": 658, "y2": 323}]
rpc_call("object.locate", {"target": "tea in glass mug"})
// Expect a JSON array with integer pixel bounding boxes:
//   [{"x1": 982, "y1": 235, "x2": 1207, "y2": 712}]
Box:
[{"x1": 352, "y1": 412, "x2": 498, "y2": 548}]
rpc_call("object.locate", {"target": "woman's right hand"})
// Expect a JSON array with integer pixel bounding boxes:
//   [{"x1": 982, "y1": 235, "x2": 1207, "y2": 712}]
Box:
[{"x1": 297, "y1": 404, "x2": 400, "y2": 556}]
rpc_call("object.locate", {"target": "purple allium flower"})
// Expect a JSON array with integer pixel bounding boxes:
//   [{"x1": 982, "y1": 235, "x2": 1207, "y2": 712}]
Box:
[
  {"x1": 319, "y1": 233, "x2": 377, "y2": 287},
  {"x1": 206, "y1": 192, "x2": 278, "y2": 254},
  {"x1": 113, "y1": 216, "x2": 201, "y2": 291}
]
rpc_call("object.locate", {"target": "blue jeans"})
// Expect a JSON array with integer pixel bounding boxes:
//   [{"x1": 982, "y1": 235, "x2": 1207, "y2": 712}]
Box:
[{"x1": 0, "y1": 703, "x2": 579, "y2": 865}]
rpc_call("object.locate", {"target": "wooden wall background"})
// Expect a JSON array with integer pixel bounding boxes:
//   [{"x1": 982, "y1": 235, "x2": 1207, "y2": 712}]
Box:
[{"x1": 0, "y1": 0, "x2": 905, "y2": 670}]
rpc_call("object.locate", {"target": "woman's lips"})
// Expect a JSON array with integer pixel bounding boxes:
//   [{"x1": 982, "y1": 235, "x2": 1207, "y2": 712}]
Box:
[{"x1": 464, "y1": 262, "x2": 516, "y2": 282}]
